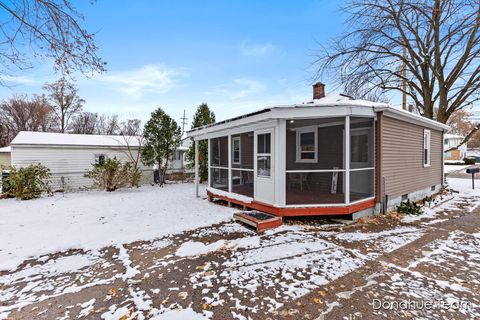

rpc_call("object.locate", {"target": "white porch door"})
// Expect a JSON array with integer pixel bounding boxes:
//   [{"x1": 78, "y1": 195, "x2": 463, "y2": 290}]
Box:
[{"x1": 254, "y1": 129, "x2": 274, "y2": 204}]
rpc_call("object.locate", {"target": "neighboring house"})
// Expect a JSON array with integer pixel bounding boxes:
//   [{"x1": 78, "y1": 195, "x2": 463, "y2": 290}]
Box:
[
  {"x1": 467, "y1": 149, "x2": 480, "y2": 163},
  {"x1": 10, "y1": 131, "x2": 153, "y2": 190},
  {"x1": 443, "y1": 134, "x2": 467, "y2": 161},
  {"x1": 0, "y1": 146, "x2": 11, "y2": 167},
  {"x1": 187, "y1": 83, "x2": 449, "y2": 218},
  {"x1": 168, "y1": 133, "x2": 193, "y2": 174}
]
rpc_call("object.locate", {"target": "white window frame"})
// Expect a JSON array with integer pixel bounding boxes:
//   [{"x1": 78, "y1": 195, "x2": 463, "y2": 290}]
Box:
[
  {"x1": 423, "y1": 129, "x2": 431, "y2": 167},
  {"x1": 295, "y1": 128, "x2": 318, "y2": 163},
  {"x1": 232, "y1": 136, "x2": 241, "y2": 165},
  {"x1": 256, "y1": 132, "x2": 272, "y2": 179}
]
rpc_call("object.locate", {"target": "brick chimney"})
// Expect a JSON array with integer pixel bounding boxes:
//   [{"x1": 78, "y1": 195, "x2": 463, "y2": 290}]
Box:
[{"x1": 313, "y1": 82, "x2": 325, "y2": 99}]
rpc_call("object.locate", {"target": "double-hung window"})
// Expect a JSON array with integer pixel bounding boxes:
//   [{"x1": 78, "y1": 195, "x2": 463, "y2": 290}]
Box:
[
  {"x1": 296, "y1": 128, "x2": 317, "y2": 163},
  {"x1": 423, "y1": 129, "x2": 431, "y2": 167},
  {"x1": 232, "y1": 136, "x2": 241, "y2": 164},
  {"x1": 257, "y1": 133, "x2": 271, "y2": 178}
]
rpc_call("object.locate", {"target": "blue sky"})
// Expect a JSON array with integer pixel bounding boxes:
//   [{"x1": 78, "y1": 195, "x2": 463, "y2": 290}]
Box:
[{"x1": 1, "y1": 0, "x2": 350, "y2": 127}]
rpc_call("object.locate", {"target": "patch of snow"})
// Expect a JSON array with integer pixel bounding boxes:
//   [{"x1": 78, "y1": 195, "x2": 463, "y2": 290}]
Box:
[
  {"x1": 176, "y1": 240, "x2": 226, "y2": 257},
  {"x1": 0, "y1": 183, "x2": 234, "y2": 271},
  {"x1": 0, "y1": 252, "x2": 100, "y2": 285},
  {"x1": 101, "y1": 305, "x2": 130, "y2": 320},
  {"x1": 149, "y1": 307, "x2": 212, "y2": 319},
  {"x1": 206, "y1": 186, "x2": 253, "y2": 203},
  {"x1": 333, "y1": 226, "x2": 422, "y2": 253},
  {"x1": 78, "y1": 298, "x2": 96, "y2": 317},
  {"x1": 116, "y1": 245, "x2": 140, "y2": 280}
]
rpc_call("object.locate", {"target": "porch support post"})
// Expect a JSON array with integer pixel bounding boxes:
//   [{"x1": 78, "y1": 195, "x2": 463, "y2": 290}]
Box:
[
  {"x1": 194, "y1": 139, "x2": 199, "y2": 198},
  {"x1": 228, "y1": 135, "x2": 232, "y2": 193},
  {"x1": 275, "y1": 119, "x2": 286, "y2": 206},
  {"x1": 207, "y1": 138, "x2": 211, "y2": 188},
  {"x1": 345, "y1": 115, "x2": 350, "y2": 204}
]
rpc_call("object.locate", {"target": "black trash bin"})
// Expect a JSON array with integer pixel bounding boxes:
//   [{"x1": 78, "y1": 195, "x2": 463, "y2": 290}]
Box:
[
  {"x1": 153, "y1": 169, "x2": 160, "y2": 184},
  {"x1": 1, "y1": 171, "x2": 10, "y2": 194}
]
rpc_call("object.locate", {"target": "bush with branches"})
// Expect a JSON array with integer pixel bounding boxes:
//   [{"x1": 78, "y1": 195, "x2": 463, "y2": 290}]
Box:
[
  {"x1": 1, "y1": 164, "x2": 51, "y2": 200},
  {"x1": 87, "y1": 157, "x2": 140, "y2": 191}
]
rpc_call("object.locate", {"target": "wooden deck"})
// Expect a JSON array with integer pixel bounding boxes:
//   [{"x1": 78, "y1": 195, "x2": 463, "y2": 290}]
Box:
[{"x1": 207, "y1": 190, "x2": 376, "y2": 217}]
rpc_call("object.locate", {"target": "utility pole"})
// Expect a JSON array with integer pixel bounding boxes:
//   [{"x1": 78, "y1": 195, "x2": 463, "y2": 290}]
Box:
[
  {"x1": 180, "y1": 110, "x2": 188, "y2": 134},
  {"x1": 402, "y1": 45, "x2": 407, "y2": 110}
]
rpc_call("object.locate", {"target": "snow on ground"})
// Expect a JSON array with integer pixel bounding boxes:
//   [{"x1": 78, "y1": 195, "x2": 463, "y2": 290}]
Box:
[
  {"x1": 0, "y1": 183, "x2": 234, "y2": 271},
  {"x1": 403, "y1": 177, "x2": 480, "y2": 223}
]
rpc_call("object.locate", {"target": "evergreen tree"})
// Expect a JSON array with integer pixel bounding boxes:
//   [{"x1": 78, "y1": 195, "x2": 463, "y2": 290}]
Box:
[
  {"x1": 142, "y1": 108, "x2": 181, "y2": 186},
  {"x1": 186, "y1": 103, "x2": 215, "y2": 182}
]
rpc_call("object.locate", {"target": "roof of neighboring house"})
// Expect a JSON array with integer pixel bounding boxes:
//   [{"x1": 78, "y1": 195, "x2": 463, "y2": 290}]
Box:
[
  {"x1": 0, "y1": 146, "x2": 11, "y2": 153},
  {"x1": 187, "y1": 93, "x2": 450, "y2": 138},
  {"x1": 444, "y1": 133, "x2": 464, "y2": 139},
  {"x1": 11, "y1": 131, "x2": 142, "y2": 148}
]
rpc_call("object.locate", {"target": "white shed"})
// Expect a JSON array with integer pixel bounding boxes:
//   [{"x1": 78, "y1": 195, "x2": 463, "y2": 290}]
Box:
[{"x1": 10, "y1": 131, "x2": 153, "y2": 190}]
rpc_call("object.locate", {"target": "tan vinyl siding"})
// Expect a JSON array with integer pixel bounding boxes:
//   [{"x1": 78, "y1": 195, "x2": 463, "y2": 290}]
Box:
[
  {"x1": 11, "y1": 146, "x2": 153, "y2": 190},
  {"x1": 381, "y1": 116, "x2": 443, "y2": 198}
]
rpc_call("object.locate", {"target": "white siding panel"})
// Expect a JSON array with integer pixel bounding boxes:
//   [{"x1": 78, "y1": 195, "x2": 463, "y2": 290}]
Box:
[{"x1": 12, "y1": 146, "x2": 153, "y2": 190}]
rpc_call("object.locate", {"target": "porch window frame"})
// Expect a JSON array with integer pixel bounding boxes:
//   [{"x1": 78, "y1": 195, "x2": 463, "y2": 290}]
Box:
[
  {"x1": 256, "y1": 132, "x2": 273, "y2": 179},
  {"x1": 232, "y1": 136, "x2": 241, "y2": 165},
  {"x1": 295, "y1": 127, "x2": 318, "y2": 163}
]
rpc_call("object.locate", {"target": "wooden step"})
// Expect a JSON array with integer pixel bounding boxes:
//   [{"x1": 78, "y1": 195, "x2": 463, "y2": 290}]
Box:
[{"x1": 233, "y1": 211, "x2": 282, "y2": 232}]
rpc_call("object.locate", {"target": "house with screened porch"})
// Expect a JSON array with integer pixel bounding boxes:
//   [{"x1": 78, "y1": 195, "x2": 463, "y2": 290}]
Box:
[{"x1": 187, "y1": 83, "x2": 449, "y2": 218}]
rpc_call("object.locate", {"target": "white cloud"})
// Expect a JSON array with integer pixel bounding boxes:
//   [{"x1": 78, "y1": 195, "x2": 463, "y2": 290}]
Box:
[
  {"x1": 240, "y1": 41, "x2": 275, "y2": 57},
  {"x1": 97, "y1": 64, "x2": 188, "y2": 98},
  {"x1": 207, "y1": 78, "x2": 266, "y2": 100},
  {"x1": 1, "y1": 75, "x2": 37, "y2": 85}
]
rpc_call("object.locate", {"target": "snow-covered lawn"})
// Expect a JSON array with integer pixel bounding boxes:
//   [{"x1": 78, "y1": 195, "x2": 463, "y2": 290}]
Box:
[{"x1": 0, "y1": 183, "x2": 234, "y2": 271}]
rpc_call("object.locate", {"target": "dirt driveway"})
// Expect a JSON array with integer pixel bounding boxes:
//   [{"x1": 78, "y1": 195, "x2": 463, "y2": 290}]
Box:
[{"x1": 1, "y1": 190, "x2": 480, "y2": 319}]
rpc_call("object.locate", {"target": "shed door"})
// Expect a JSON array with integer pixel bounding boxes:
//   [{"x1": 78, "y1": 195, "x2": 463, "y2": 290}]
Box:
[{"x1": 254, "y1": 129, "x2": 274, "y2": 204}]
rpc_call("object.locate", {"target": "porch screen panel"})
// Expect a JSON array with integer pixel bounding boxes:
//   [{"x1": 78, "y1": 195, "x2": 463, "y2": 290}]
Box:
[
  {"x1": 231, "y1": 132, "x2": 254, "y2": 197},
  {"x1": 286, "y1": 118, "x2": 345, "y2": 170},
  {"x1": 210, "y1": 136, "x2": 228, "y2": 190},
  {"x1": 286, "y1": 172, "x2": 345, "y2": 205},
  {"x1": 231, "y1": 132, "x2": 254, "y2": 170},
  {"x1": 350, "y1": 118, "x2": 374, "y2": 169},
  {"x1": 231, "y1": 170, "x2": 254, "y2": 197},
  {"x1": 350, "y1": 117, "x2": 375, "y2": 202},
  {"x1": 210, "y1": 168, "x2": 228, "y2": 191},
  {"x1": 349, "y1": 169, "x2": 374, "y2": 202},
  {"x1": 210, "y1": 136, "x2": 228, "y2": 167}
]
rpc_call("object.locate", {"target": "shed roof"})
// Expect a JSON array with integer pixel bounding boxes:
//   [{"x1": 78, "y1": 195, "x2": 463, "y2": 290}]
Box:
[
  {"x1": 0, "y1": 146, "x2": 11, "y2": 153},
  {"x1": 11, "y1": 131, "x2": 142, "y2": 148}
]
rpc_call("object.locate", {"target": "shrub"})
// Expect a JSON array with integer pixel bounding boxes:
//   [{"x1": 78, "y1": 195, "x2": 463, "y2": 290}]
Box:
[
  {"x1": 87, "y1": 157, "x2": 140, "y2": 191},
  {"x1": 463, "y1": 157, "x2": 476, "y2": 165},
  {"x1": 396, "y1": 199, "x2": 423, "y2": 215},
  {"x1": 1, "y1": 164, "x2": 51, "y2": 200}
]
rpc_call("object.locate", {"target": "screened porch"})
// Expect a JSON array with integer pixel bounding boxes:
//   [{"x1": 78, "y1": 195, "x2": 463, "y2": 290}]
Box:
[
  {"x1": 285, "y1": 116, "x2": 375, "y2": 205},
  {"x1": 206, "y1": 115, "x2": 375, "y2": 207}
]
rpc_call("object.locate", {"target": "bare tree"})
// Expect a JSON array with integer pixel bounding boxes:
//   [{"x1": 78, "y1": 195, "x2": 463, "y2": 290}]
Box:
[
  {"x1": 0, "y1": 94, "x2": 56, "y2": 146},
  {"x1": 44, "y1": 77, "x2": 84, "y2": 132},
  {"x1": 315, "y1": 0, "x2": 480, "y2": 146},
  {"x1": 69, "y1": 111, "x2": 98, "y2": 134},
  {"x1": 96, "y1": 114, "x2": 120, "y2": 135},
  {"x1": 120, "y1": 118, "x2": 142, "y2": 136},
  {"x1": 0, "y1": 0, "x2": 105, "y2": 81}
]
